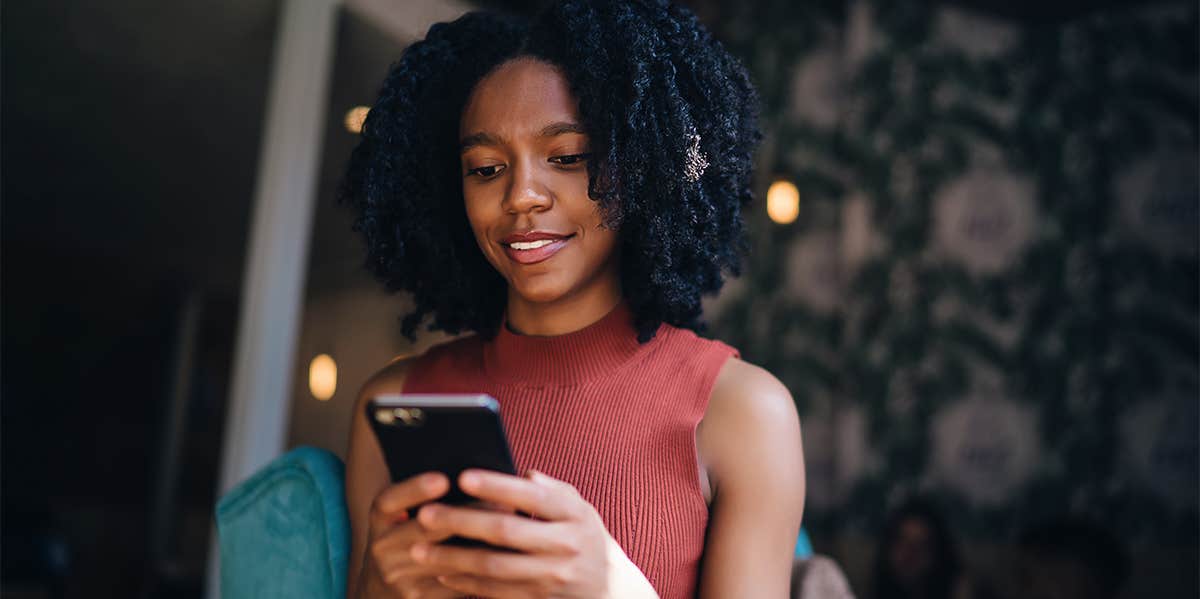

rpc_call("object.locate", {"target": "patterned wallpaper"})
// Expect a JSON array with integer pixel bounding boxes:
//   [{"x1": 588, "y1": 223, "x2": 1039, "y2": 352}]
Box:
[{"x1": 703, "y1": 0, "x2": 1199, "y2": 545}]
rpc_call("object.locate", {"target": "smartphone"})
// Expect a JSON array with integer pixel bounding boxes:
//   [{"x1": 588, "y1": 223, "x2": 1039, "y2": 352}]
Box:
[{"x1": 366, "y1": 394, "x2": 519, "y2": 548}]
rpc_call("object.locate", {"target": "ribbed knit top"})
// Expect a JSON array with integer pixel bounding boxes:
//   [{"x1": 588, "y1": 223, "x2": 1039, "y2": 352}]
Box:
[{"x1": 401, "y1": 300, "x2": 740, "y2": 599}]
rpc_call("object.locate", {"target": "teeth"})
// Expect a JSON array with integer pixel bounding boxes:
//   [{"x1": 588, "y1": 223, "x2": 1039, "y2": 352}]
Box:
[{"x1": 509, "y1": 238, "x2": 559, "y2": 250}]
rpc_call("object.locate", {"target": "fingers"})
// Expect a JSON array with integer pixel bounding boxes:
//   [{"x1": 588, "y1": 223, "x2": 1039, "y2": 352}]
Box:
[
  {"x1": 457, "y1": 469, "x2": 578, "y2": 521},
  {"x1": 362, "y1": 474, "x2": 473, "y2": 597},
  {"x1": 369, "y1": 472, "x2": 451, "y2": 533},
  {"x1": 369, "y1": 572, "x2": 460, "y2": 599},
  {"x1": 366, "y1": 517, "x2": 459, "y2": 589},
  {"x1": 411, "y1": 542, "x2": 568, "y2": 582},
  {"x1": 437, "y1": 574, "x2": 544, "y2": 599},
  {"x1": 415, "y1": 503, "x2": 577, "y2": 554},
  {"x1": 370, "y1": 510, "x2": 457, "y2": 558}
]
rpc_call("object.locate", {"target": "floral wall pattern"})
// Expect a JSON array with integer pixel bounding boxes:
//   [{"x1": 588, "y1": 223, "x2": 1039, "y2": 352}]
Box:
[{"x1": 702, "y1": 0, "x2": 1198, "y2": 547}]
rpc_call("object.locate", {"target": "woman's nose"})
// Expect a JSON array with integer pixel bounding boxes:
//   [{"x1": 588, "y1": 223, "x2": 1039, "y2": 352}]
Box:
[{"x1": 502, "y1": 161, "x2": 552, "y2": 215}]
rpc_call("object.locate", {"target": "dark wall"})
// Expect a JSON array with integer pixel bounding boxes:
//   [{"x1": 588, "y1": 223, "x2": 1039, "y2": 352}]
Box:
[{"x1": 2, "y1": 0, "x2": 279, "y2": 596}]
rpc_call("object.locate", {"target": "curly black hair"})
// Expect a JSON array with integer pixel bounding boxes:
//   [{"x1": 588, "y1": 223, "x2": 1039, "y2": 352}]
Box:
[{"x1": 339, "y1": 0, "x2": 762, "y2": 343}]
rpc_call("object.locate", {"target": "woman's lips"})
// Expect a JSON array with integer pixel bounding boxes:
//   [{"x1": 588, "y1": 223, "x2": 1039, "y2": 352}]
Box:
[{"x1": 502, "y1": 235, "x2": 573, "y2": 265}]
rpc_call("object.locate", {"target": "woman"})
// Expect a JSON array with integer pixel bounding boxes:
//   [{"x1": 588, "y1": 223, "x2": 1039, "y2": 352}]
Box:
[
  {"x1": 871, "y1": 498, "x2": 971, "y2": 599},
  {"x1": 340, "y1": 1, "x2": 805, "y2": 597}
]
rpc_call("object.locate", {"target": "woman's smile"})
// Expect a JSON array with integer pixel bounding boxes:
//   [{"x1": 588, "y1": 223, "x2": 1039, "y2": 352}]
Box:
[{"x1": 500, "y1": 232, "x2": 576, "y2": 265}]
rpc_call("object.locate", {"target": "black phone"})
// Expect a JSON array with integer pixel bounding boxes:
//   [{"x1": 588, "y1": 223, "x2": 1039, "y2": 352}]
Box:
[{"x1": 366, "y1": 394, "x2": 519, "y2": 548}]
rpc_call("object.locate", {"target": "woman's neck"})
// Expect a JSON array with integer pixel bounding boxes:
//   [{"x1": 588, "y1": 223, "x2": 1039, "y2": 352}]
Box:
[{"x1": 504, "y1": 283, "x2": 623, "y2": 337}]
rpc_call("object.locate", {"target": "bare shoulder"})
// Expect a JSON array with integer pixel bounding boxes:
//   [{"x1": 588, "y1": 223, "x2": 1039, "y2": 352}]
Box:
[
  {"x1": 707, "y1": 357, "x2": 800, "y2": 437},
  {"x1": 348, "y1": 352, "x2": 423, "y2": 453},
  {"x1": 355, "y1": 334, "x2": 479, "y2": 408},
  {"x1": 698, "y1": 355, "x2": 804, "y2": 488},
  {"x1": 356, "y1": 353, "x2": 419, "y2": 403}
]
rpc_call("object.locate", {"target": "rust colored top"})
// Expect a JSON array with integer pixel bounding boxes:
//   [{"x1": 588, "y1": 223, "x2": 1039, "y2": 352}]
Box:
[{"x1": 402, "y1": 300, "x2": 740, "y2": 598}]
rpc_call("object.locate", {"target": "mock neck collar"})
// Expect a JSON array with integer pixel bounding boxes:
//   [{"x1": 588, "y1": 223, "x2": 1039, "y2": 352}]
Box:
[{"x1": 482, "y1": 299, "x2": 659, "y2": 386}]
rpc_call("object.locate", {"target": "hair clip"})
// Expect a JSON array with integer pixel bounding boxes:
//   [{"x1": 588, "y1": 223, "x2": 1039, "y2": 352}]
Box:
[{"x1": 683, "y1": 128, "x2": 709, "y2": 183}]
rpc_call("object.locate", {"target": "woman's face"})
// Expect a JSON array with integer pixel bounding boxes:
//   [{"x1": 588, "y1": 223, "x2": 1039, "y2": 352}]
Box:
[
  {"x1": 889, "y1": 517, "x2": 935, "y2": 587},
  {"x1": 458, "y1": 57, "x2": 619, "y2": 306}
]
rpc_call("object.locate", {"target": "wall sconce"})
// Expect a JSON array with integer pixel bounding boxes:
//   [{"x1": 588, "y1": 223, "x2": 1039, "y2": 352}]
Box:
[
  {"x1": 767, "y1": 179, "x2": 800, "y2": 225},
  {"x1": 309, "y1": 353, "x2": 337, "y2": 401}
]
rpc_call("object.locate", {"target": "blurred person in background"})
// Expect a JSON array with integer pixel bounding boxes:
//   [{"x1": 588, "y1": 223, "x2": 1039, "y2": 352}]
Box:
[{"x1": 871, "y1": 498, "x2": 986, "y2": 599}]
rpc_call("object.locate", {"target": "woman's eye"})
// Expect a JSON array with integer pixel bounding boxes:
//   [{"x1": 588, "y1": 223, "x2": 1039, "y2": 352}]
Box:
[
  {"x1": 466, "y1": 164, "x2": 504, "y2": 178},
  {"x1": 550, "y1": 153, "x2": 591, "y2": 166}
]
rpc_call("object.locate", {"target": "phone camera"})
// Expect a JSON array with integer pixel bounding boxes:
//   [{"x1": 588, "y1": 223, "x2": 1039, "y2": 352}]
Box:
[
  {"x1": 374, "y1": 406, "x2": 425, "y2": 426},
  {"x1": 394, "y1": 407, "x2": 425, "y2": 427}
]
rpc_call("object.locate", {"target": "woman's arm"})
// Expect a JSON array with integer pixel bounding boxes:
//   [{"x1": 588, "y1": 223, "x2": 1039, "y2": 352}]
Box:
[
  {"x1": 345, "y1": 358, "x2": 412, "y2": 599},
  {"x1": 696, "y1": 357, "x2": 806, "y2": 598}
]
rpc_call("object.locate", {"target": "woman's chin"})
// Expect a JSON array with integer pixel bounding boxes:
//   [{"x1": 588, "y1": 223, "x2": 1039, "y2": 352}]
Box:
[
  {"x1": 509, "y1": 279, "x2": 572, "y2": 304},
  {"x1": 513, "y1": 289, "x2": 568, "y2": 305}
]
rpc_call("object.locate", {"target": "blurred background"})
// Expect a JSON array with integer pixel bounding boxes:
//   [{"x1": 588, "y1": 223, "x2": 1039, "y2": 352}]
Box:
[{"x1": 2, "y1": 0, "x2": 1196, "y2": 598}]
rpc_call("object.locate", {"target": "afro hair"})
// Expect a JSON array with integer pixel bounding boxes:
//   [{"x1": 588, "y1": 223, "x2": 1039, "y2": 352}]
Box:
[{"x1": 339, "y1": 0, "x2": 762, "y2": 343}]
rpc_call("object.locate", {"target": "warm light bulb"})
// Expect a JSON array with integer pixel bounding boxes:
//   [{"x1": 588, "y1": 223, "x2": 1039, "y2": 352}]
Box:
[
  {"x1": 767, "y1": 179, "x2": 800, "y2": 224},
  {"x1": 344, "y1": 106, "x2": 370, "y2": 134},
  {"x1": 309, "y1": 354, "x2": 337, "y2": 401}
]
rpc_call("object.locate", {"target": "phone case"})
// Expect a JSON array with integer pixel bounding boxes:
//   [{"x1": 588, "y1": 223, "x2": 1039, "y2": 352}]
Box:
[
  {"x1": 366, "y1": 394, "x2": 519, "y2": 548},
  {"x1": 364, "y1": 396, "x2": 516, "y2": 549}
]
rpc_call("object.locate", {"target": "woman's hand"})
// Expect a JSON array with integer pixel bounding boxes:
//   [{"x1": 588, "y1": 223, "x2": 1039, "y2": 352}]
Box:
[
  {"x1": 409, "y1": 469, "x2": 660, "y2": 599},
  {"x1": 358, "y1": 472, "x2": 465, "y2": 599}
]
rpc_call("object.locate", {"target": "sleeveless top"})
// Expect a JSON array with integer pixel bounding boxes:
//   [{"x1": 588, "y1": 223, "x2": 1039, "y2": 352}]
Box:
[{"x1": 401, "y1": 300, "x2": 740, "y2": 599}]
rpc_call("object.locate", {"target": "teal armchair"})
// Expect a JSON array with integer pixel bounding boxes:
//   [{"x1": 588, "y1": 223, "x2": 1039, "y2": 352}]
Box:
[{"x1": 215, "y1": 446, "x2": 350, "y2": 599}]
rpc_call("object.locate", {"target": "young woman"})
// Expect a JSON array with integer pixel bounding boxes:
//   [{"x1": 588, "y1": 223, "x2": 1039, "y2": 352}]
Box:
[
  {"x1": 871, "y1": 499, "x2": 969, "y2": 599},
  {"x1": 340, "y1": 1, "x2": 805, "y2": 597}
]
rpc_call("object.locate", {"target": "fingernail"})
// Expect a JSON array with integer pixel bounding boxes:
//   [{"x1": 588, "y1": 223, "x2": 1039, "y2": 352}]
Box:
[{"x1": 411, "y1": 543, "x2": 428, "y2": 561}]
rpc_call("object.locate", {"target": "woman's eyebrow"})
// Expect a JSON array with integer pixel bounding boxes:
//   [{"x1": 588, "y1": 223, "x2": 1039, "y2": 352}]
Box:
[
  {"x1": 537, "y1": 121, "x2": 586, "y2": 138},
  {"x1": 459, "y1": 121, "x2": 587, "y2": 154},
  {"x1": 459, "y1": 131, "x2": 502, "y2": 153}
]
